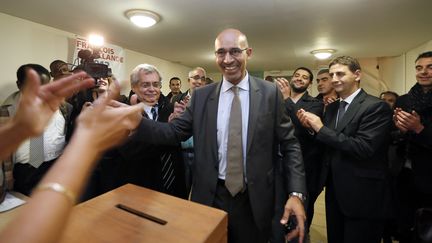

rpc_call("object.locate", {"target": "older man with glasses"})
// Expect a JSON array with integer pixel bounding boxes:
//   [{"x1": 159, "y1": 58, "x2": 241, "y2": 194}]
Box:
[{"x1": 86, "y1": 64, "x2": 187, "y2": 200}]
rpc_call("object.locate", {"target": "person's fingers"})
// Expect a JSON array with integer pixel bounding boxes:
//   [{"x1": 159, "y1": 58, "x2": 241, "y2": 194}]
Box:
[
  {"x1": 21, "y1": 68, "x2": 41, "y2": 102},
  {"x1": 280, "y1": 207, "x2": 291, "y2": 225},
  {"x1": 109, "y1": 100, "x2": 128, "y2": 108},
  {"x1": 130, "y1": 94, "x2": 139, "y2": 105},
  {"x1": 296, "y1": 213, "x2": 306, "y2": 243},
  {"x1": 285, "y1": 228, "x2": 300, "y2": 242},
  {"x1": 42, "y1": 72, "x2": 93, "y2": 95}
]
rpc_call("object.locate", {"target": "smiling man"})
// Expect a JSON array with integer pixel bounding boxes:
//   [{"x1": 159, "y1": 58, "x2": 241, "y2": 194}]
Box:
[
  {"x1": 297, "y1": 56, "x2": 393, "y2": 243},
  {"x1": 393, "y1": 51, "x2": 432, "y2": 242},
  {"x1": 274, "y1": 67, "x2": 323, "y2": 242},
  {"x1": 131, "y1": 28, "x2": 306, "y2": 243}
]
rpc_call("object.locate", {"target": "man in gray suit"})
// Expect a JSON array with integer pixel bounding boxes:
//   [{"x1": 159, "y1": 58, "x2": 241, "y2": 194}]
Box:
[{"x1": 132, "y1": 28, "x2": 306, "y2": 243}]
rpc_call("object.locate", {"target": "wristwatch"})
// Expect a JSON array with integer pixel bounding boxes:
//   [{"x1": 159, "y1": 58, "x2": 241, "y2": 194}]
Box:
[{"x1": 289, "y1": 192, "x2": 306, "y2": 202}]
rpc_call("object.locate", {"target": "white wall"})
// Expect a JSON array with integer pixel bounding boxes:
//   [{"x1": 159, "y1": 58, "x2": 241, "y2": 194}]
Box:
[{"x1": 0, "y1": 12, "x2": 192, "y2": 102}]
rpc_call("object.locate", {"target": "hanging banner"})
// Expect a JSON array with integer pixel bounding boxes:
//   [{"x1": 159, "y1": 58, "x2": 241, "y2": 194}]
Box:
[{"x1": 72, "y1": 36, "x2": 126, "y2": 80}]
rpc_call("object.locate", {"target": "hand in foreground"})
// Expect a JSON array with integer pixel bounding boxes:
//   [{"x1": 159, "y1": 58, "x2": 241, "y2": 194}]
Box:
[
  {"x1": 394, "y1": 108, "x2": 424, "y2": 134},
  {"x1": 75, "y1": 86, "x2": 145, "y2": 154},
  {"x1": 12, "y1": 69, "x2": 94, "y2": 138},
  {"x1": 275, "y1": 77, "x2": 291, "y2": 100},
  {"x1": 168, "y1": 100, "x2": 188, "y2": 122},
  {"x1": 280, "y1": 196, "x2": 306, "y2": 243}
]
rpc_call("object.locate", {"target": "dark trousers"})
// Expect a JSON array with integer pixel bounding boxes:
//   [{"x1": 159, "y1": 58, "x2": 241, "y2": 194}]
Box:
[
  {"x1": 13, "y1": 159, "x2": 56, "y2": 196},
  {"x1": 325, "y1": 180, "x2": 385, "y2": 243},
  {"x1": 396, "y1": 168, "x2": 432, "y2": 243},
  {"x1": 213, "y1": 179, "x2": 268, "y2": 243}
]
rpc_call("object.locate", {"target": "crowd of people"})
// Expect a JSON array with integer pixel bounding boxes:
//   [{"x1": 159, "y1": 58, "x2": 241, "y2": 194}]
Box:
[{"x1": 0, "y1": 28, "x2": 431, "y2": 243}]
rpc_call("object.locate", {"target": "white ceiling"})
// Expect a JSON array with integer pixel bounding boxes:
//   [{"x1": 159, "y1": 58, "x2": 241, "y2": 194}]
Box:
[{"x1": 1, "y1": 0, "x2": 431, "y2": 72}]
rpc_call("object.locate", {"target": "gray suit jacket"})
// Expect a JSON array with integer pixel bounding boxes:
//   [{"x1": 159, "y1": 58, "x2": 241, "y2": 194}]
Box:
[{"x1": 135, "y1": 75, "x2": 305, "y2": 230}]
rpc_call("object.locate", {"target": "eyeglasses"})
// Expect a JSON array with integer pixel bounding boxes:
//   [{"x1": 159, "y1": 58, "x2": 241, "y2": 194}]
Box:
[
  {"x1": 138, "y1": 81, "x2": 161, "y2": 89},
  {"x1": 215, "y1": 48, "x2": 248, "y2": 58},
  {"x1": 189, "y1": 75, "x2": 206, "y2": 81}
]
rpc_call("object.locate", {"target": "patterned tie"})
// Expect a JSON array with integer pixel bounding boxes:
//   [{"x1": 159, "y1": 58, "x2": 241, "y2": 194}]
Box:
[
  {"x1": 225, "y1": 86, "x2": 244, "y2": 196},
  {"x1": 29, "y1": 135, "x2": 44, "y2": 168},
  {"x1": 151, "y1": 106, "x2": 158, "y2": 121},
  {"x1": 336, "y1": 101, "x2": 348, "y2": 128},
  {"x1": 161, "y1": 152, "x2": 175, "y2": 192}
]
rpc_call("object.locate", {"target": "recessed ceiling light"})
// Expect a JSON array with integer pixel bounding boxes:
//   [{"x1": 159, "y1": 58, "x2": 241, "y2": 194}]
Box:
[
  {"x1": 311, "y1": 49, "x2": 336, "y2": 59},
  {"x1": 125, "y1": 9, "x2": 160, "y2": 28}
]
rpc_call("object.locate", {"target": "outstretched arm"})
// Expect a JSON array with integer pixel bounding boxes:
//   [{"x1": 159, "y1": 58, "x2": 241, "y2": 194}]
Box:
[
  {"x1": 0, "y1": 69, "x2": 94, "y2": 159},
  {"x1": 0, "y1": 89, "x2": 144, "y2": 243}
]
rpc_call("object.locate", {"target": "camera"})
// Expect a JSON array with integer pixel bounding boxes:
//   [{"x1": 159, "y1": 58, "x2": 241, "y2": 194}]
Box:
[
  {"x1": 77, "y1": 48, "x2": 111, "y2": 81},
  {"x1": 73, "y1": 48, "x2": 112, "y2": 104}
]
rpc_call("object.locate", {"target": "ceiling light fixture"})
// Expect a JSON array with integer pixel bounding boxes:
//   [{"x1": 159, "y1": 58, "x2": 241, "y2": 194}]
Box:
[
  {"x1": 125, "y1": 9, "x2": 160, "y2": 28},
  {"x1": 311, "y1": 49, "x2": 336, "y2": 60}
]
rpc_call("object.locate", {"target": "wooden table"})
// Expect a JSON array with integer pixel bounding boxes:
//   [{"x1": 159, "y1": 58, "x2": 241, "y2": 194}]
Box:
[{"x1": 60, "y1": 184, "x2": 227, "y2": 243}]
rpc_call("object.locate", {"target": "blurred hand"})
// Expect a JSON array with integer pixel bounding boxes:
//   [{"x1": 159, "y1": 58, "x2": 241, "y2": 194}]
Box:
[
  {"x1": 280, "y1": 196, "x2": 306, "y2": 243},
  {"x1": 324, "y1": 96, "x2": 338, "y2": 106},
  {"x1": 297, "y1": 109, "x2": 323, "y2": 132},
  {"x1": 76, "y1": 92, "x2": 145, "y2": 154},
  {"x1": 394, "y1": 108, "x2": 424, "y2": 134},
  {"x1": 275, "y1": 77, "x2": 291, "y2": 100},
  {"x1": 168, "y1": 100, "x2": 188, "y2": 122},
  {"x1": 12, "y1": 69, "x2": 94, "y2": 138}
]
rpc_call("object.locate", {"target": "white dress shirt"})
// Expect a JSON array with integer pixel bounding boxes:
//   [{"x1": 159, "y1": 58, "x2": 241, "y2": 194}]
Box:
[
  {"x1": 217, "y1": 72, "x2": 250, "y2": 179},
  {"x1": 15, "y1": 109, "x2": 66, "y2": 164}
]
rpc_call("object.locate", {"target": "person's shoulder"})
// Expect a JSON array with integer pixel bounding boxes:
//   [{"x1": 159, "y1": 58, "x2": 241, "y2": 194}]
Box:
[{"x1": 2, "y1": 91, "x2": 20, "y2": 106}]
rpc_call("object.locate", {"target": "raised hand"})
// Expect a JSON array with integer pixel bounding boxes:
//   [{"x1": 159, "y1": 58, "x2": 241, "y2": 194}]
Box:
[{"x1": 275, "y1": 77, "x2": 291, "y2": 100}]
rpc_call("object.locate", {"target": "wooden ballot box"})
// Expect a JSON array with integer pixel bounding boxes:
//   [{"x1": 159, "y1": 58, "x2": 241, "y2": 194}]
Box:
[{"x1": 59, "y1": 184, "x2": 227, "y2": 243}]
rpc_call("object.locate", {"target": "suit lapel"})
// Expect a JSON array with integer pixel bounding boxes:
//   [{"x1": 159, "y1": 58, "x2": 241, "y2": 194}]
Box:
[
  {"x1": 324, "y1": 101, "x2": 338, "y2": 128},
  {"x1": 336, "y1": 89, "x2": 366, "y2": 132},
  {"x1": 246, "y1": 76, "x2": 261, "y2": 155},
  {"x1": 208, "y1": 82, "x2": 222, "y2": 167}
]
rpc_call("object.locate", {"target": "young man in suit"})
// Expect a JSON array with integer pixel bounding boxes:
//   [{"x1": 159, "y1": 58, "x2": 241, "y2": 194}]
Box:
[
  {"x1": 130, "y1": 28, "x2": 307, "y2": 243},
  {"x1": 297, "y1": 56, "x2": 393, "y2": 243}
]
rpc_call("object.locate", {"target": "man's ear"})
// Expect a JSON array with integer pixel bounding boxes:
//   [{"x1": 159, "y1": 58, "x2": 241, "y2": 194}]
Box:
[
  {"x1": 246, "y1": 48, "x2": 252, "y2": 59},
  {"x1": 354, "y1": 69, "x2": 361, "y2": 82}
]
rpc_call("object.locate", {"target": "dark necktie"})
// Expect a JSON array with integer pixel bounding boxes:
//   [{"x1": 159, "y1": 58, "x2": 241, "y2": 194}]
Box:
[
  {"x1": 225, "y1": 86, "x2": 244, "y2": 196},
  {"x1": 151, "y1": 106, "x2": 158, "y2": 121},
  {"x1": 336, "y1": 101, "x2": 348, "y2": 128}
]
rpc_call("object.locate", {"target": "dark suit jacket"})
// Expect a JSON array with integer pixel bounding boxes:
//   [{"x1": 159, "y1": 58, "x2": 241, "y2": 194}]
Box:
[
  {"x1": 285, "y1": 92, "x2": 323, "y2": 171},
  {"x1": 134, "y1": 76, "x2": 306, "y2": 231},
  {"x1": 316, "y1": 89, "x2": 393, "y2": 219},
  {"x1": 395, "y1": 93, "x2": 432, "y2": 193}
]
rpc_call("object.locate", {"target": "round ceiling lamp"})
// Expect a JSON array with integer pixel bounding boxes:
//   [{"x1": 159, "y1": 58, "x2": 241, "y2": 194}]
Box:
[
  {"x1": 126, "y1": 9, "x2": 161, "y2": 28},
  {"x1": 311, "y1": 49, "x2": 336, "y2": 60}
]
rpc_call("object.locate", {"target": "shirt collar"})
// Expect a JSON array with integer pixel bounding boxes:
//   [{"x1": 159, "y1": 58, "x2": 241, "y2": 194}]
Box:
[
  {"x1": 341, "y1": 88, "x2": 361, "y2": 105},
  {"x1": 221, "y1": 71, "x2": 250, "y2": 93}
]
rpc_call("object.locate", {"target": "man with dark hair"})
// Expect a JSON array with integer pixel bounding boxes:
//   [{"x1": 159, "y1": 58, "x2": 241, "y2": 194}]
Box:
[
  {"x1": 393, "y1": 51, "x2": 432, "y2": 243},
  {"x1": 298, "y1": 56, "x2": 393, "y2": 243},
  {"x1": 1, "y1": 64, "x2": 73, "y2": 196},
  {"x1": 316, "y1": 68, "x2": 338, "y2": 108},
  {"x1": 166, "y1": 77, "x2": 182, "y2": 103},
  {"x1": 274, "y1": 67, "x2": 323, "y2": 242},
  {"x1": 380, "y1": 91, "x2": 399, "y2": 109}
]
